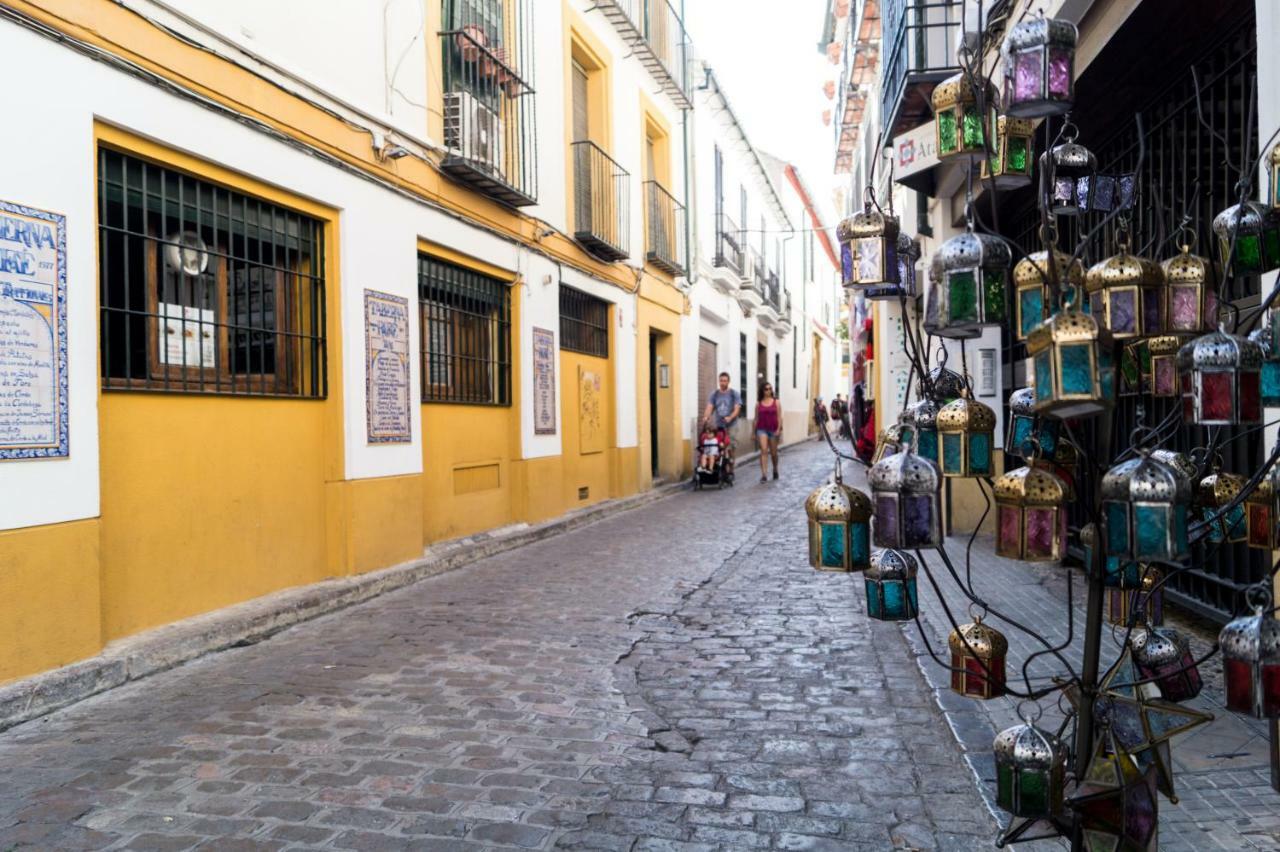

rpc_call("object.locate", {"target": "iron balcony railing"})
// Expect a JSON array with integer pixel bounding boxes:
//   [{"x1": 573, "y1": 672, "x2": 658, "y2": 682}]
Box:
[
  {"x1": 439, "y1": 0, "x2": 537, "y2": 207},
  {"x1": 591, "y1": 0, "x2": 692, "y2": 108},
  {"x1": 714, "y1": 213, "x2": 743, "y2": 275},
  {"x1": 643, "y1": 181, "x2": 686, "y2": 276},
  {"x1": 764, "y1": 270, "x2": 782, "y2": 312},
  {"x1": 572, "y1": 140, "x2": 630, "y2": 262},
  {"x1": 879, "y1": 0, "x2": 962, "y2": 137},
  {"x1": 744, "y1": 247, "x2": 765, "y2": 294}
]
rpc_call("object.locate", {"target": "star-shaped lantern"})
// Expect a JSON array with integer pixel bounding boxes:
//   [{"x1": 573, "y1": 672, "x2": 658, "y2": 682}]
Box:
[{"x1": 1065, "y1": 724, "x2": 1159, "y2": 852}]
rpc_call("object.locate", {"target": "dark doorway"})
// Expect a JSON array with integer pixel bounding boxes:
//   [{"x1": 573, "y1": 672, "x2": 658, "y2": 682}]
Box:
[
  {"x1": 649, "y1": 332, "x2": 660, "y2": 478},
  {"x1": 756, "y1": 341, "x2": 768, "y2": 403}
]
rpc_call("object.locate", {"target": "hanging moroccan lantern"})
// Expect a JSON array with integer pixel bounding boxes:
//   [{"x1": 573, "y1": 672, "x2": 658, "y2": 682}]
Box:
[
  {"x1": 1014, "y1": 249, "x2": 1085, "y2": 341},
  {"x1": 1247, "y1": 326, "x2": 1280, "y2": 407},
  {"x1": 904, "y1": 397, "x2": 941, "y2": 463},
  {"x1": 1213, "y1": 201, "x2": 1280, "y2": 278},
  {"x1": 927, "y1": 366, "x2": 967, "y2": 403},
  {"x1": 1085, "y1": 243, "x2": 1165, "y2": 340},
  {"x1": 931, "y1": 72, "x2": 996, "y2": 162},
  {"x1": 981, "y1": 116, "x2": 1036, "y2": 190},
  {"x1": 1077, "y1": 172, "x2": 1137, "y2": 214},
  {"x1": 805, "y1": 480, "x2": 873, "y2": 572},
  {"x1": 994, "y1": 464, "x2": 1068, "y2": 562},
  {"x1": 929, "y1": 232, "x2": 1011, "y2": 338},
  {"x1": 1198, "y1": 469, "x2": 1247, "y2": 544},
  {"x1": 1220, "y1": 596, "x2": 1280, "y2": 718},
  {"x1": 1147, "y1": 336, "x2": 1182, "y2": 398},
  {"x1": 864, "y1": 549, "x2": 919, "y2": 622},
  {"x1": 1117, "y1": 339, "x2": 1149, "y2": 396},
  {"x1": 993, "y1": 718, "x2": 1066, "y2": 819},
  {"x1": 1177, "y1": 329, "x2": 1264, "y2": 426},
  {"x1": 839, "y1": 208, "x2": 902, "y2": 288},
  {"x1": 1150, "y1": 448, "x2": 1199, "y2": 485},
  {"x1": 1048, "y1": 139, "x2": 1096, "y2": 216},
  {"x1": 1130, "y1": 626, "x2": 1203, "y2": 702},
  {"x1": 1000, "y1": 14, "x2": 1077, "y2": 118},
  {"x1": 1100, "y1": 556, "x2": 1147, "y2": 589},
  {"x1": 1027, "y1": 308, "x2": 1115, "y2": 418},
  {"x1": 837, "y1": 219, "x2": 856, "y2": 288},
  {"x1": 1270, "y1": 142, "x2": 1280, "y2": 209},
  {"x1": 871, "y1": 415, "x2": 914, "y2": 465},
  {"x1": 868, "y1": 447, "x2": 943, "y2": 549},
  {"x1": 1006, "y1": 385, "x2": 1061, "y2": 461},
  {"x1": 1162, "y1": 246, "x2": 1217, "y2": 335},
  {"x1": 936, "y1": 394, "x2": 996, "y2": 477},
  {"x1": 1066, "y1": 726, "x2": 1159, "y2": 852},
  {"x1": 1108, "y1": 567, "x2": 1164, "y2": 626},
  {"x1": 1245, "y1": 478, "x2": 1277, "y2": 551},
  {"x1": 1101, "y1": 451, "x2": 1191, "y2": 564},
  {"x1": 949, "y1": 616, "x2": 1008, "y2": 699}
]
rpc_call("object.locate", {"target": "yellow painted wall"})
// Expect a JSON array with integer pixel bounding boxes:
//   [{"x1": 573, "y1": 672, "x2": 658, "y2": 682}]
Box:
[
  {"x1": 636, "y1": 287, "x2": 685, "y2": 485},
  {"x1": 559, "y1": 350, "x2": 615, "y2": 509},
  {"x1": 0, "y1": 520, "x2": 101, "y2": 685},
  {"x1": 422, "y1": 405, "x2": 518, "y2": 541}
]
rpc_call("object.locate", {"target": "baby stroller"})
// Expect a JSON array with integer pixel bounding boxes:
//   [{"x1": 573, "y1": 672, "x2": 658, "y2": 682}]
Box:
[{"x1": 692, "y1": 425, "x2": 735, "y2": 490}]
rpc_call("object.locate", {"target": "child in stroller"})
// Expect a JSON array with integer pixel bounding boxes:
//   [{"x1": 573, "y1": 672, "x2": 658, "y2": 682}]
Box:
[{"x1": 693, "y1": 423, "x2": 734, "y2": 488}]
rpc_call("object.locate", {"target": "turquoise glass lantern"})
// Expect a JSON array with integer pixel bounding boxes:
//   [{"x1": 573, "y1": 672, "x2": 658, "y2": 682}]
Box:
[
  {"x1": 930, "y1": 232, "x2": 1011, "y2": 338},
  {"x1": 1006, "y1": 386, "x2": 1060, "y2": 460},
  {"x1": 1250, "y1": 311, "x2": 1280, "y2": 406},
  {"x1": 904, "y1": 398, "x2": 941, "y2": 463},
  {"x1": 1014, "y1": 249, "x2": 1084, "y2": 341},
  {"x1": 805, "y1": 481, "x2": 873, "y2": 572},
  {"x1": 1198, "y1": 471, "x2": 1247, "y2": 545},
  {"x1": 865, "y1": 549, "x2": 919, "y2": 621},
  {"x1": 1213, "y1": 201, "x2": 1280, "y2": 278},
  {"x1": 1027, "y1": 308, "x2": 1116, "y2": 418},
  {"x1": 1101, "y1": 450, "x2": 1192, "y2": 564},
  {"x1": 936, "y1": 395, "x2": 997, "y2": 477}
]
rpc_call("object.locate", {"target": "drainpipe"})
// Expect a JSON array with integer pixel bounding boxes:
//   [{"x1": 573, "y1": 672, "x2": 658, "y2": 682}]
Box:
[{"x1": 680, "y1": 0, "x2": 694, "y2": 288}]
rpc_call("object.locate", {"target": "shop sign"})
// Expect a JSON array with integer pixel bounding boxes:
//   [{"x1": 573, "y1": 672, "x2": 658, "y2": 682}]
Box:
[
  {"x1": 532, "y1": 326, "x2": 556, "y2": 435},
  {"x1": 0, "y1": 200, "x2": 67, "y2": 460},
  {"x1": 364, "y1": 289, "x2": 411, "y2": 444},
  {"x1": 894, "y1": 122, "x2": 939, "y2": 186}
]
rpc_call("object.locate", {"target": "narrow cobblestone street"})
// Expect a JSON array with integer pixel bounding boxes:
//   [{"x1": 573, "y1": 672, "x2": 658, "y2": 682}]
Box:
[{"x1": 0, "y1": 441, "x2": 992, "y2": 851}]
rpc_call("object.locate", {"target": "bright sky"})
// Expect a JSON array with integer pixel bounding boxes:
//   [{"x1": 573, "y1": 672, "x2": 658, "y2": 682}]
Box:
[{"x1": 684, "y1": 0, "x2": 838, "y2": 223}]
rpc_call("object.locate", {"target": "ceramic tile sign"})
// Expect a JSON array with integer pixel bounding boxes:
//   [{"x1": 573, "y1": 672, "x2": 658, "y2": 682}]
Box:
[
  {"x1": 532, "y1": 326, "x2": 556, "y2": 435},
  {"x1": 0, "y1": 200, "x2": 67, "y2": 460},
  {"x1": 364, "y1": 289, "x2": 411, "y2": 444}
]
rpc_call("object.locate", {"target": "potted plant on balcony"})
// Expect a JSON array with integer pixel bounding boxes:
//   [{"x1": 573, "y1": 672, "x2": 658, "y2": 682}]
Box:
[{"x1": 455, "y1": 24, "x2": 487, "y2": 62}]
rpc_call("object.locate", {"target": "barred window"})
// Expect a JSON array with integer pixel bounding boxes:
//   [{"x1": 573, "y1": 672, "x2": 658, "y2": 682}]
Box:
[
  {"x1": 559, "y1": 286, "x2": 609, "y2": 357},
  {"x1": 418, "y1": 255, "x2": 511, "y2": 405},
  {"x1": 97, "y1": 148, "x2": 326, "y2": 397}
]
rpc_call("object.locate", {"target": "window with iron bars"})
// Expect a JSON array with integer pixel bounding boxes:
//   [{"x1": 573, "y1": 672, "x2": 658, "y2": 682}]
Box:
[
  {"x1": 418, "y1": 255, "x2": 511, "y2": 405},
  {"x1": 559, "y1": 285, "x2": 609, "y2": 357},
  {"x1": 97, "y1": 148, "x2": 326, "y2": 397}
]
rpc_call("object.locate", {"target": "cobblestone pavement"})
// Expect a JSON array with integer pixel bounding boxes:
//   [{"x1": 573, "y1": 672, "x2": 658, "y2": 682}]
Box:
[{"x1": 0, "y1": 440, "x2": 994, "y2": 851}]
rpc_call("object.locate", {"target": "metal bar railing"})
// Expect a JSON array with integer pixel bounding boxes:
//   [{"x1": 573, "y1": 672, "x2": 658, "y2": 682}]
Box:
[
  {"x1": 879, "y1": 0, "x2": 962, "y2": 135},
  {"x1": 714, "y1": 213, "x2": 743, "y2": 274},
  {"x1": 572, "y1": 140, "x2": 630, "y2": 260},
  {"x1": 644, "y1": 180, "x2": 685, "y2": 274},
  {"x1": 601, "y1": 0, "x2": 689, "y2": 99}
]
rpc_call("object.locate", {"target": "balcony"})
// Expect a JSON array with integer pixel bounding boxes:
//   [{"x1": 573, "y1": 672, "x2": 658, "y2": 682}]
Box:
[
  {"x1": 710, "y1": 214, "x2": 744, "y2": 293},
  {"x1": 439, "y1": 2, "x2": 538, "y2": 207},
  {"x1": 591, "y1": 0, "x2": 692, "y2": 109},
  {"x1": 880, "y1": 0, "x2": 963, "y2": 138},
  {"x1": 736, "y1": 248, "x2": 765, "y2": 312},
  {"x1": 758, "y1": 270, "x2": 781, "y2": 328},
  {"x1": 572, "y1": 141, "x2": 630, "y2": 262},
  {"x1": 644, "y1": 181, "x2": 686, "y2": 276}
]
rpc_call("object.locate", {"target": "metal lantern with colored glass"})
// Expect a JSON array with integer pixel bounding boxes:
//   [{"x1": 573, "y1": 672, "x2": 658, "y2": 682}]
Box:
[
  {"x1": 1219, "y1": 598, "x2": 1280, "y2": 718},
  {"x1": 1027, "y1": 308, "x2": 1116, "y2": 418},
  {"x1": 1108, "y1": 567, "x2": 1164, "y2": 626},
  {"x1": 1085, "y1": 245, "x2": 1165, "y2": 339},
  {"x1": 1213, "y1": 201, "x2": 1280, "y2": 278},
  {"x1": 1006, "y1": 385, "x2": 1060, "y2": 461},
  {"x1": 1066, "y1": 726, "x2": 1159, "y2": 852},
  {"x1": 1177, "y1": 329, "x2": 1264, "y2": 426},
  {"x1": 872, "y1": 415, "x2": 913, "y2": 465},
  {"x1": 864, "y1": 549, "x2": 919, "y2": 622},
  {"x1": 1248, "y1": 326, "x2": 1280, "y2": 407},
  {"x1": 1077, "y1": 172, "x2": 1137, "y2": 214},
  {"x1": 869, "y1": 447, "x2": 943, "y2": 549},
  {"x1": 930, "y1": 232, "x2": 1011, "y2": 338},
  {"x1": 1147, "y1": 336, "x2": 1182, "y2": 398},
  {"x1": 1245, "y1": 479, "x2": 1277, "y2": 551},
  {"x1": 805, "y1": 481, "x2": 873, "y2": 572},
  {"x1": 982, "y1": 116, "x2": 1035, "y2": 190},
  {"x1": 995, "y1": 464, "x2": 1068, "y2": 562},
  {"x1": 994, "y1": 719, "x2": 1066, "y2": 818},
  {"x1": 867, "y1": 233, "x2": 919, "y2": 301},
  {"x1": 1014, "y1": 249, "x2": 1084, "y2": 341},
  {"x1": 1101, "y1": 451, "x2": 1191, "y2": 564},
  {"x1": 949, "y1": 616, "x2": 1008, "y2": 699},
  {"x1": 1162, "y1": 246, "x2": 1217, "y2": 335},
  {"x1": 1000, "y1": 14, "x2": 1077, "y2": 118},
  {"x1": 927, "y1": 365, "x2": 967, "y2": 403},
  {"x1": 837, "y1": 218, "x2": 856, "y2": 287},
  {"x1": 931, "y1": 72, "x2": 996, "y2": 162},
  {"x1": 1130, "y1": 626, "x2": 1203, "y2": 702},
  {"x1": 904, "y1": 397, "x2": 941, "y2": 463},
  {"x1": 840, "y1": 208, "x2": 901, "y2": 288},
  {"x1": 1048, "y1": 138, "x2": 1096, "y2": 216},
  {"x1": 936, "y1": 394, "x2": 996, "y2": 477},
  {"x1": 1270, "y1": 142, "x2": 1280, "y2": 209},
  {"x1": 1198, "y1": 470, "x2": 1247, "y2": 544}
]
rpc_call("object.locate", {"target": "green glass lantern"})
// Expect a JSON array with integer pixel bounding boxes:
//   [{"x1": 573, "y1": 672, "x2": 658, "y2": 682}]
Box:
[
  {"x1": 981, "y1": 116, "x2": 1036, "y2": 190},
  {"x1": 930, "y1": 232, "x2": 1011, "y2": 338},
  {"x1": 1118, "y1": 339, "x2": 1150, "y2": 397},
  {"x1": 1085, "y1": 244, "x2": 1165, "y2": 340},
  {"x1": 931, "y1": 72, "x2": 996, "y2": 162},
  {"x1": 1177, "y1": 329, "x2": 1264, "y2": 426},
  {"x1": 1213, "y1": 201, "x2": 1280, "y2": 278},
  {"x1": 924, "y1": 254, "x2": 978, "y2": 340},
  {"x1": 805, "y1": 480, "x2": 873, "y2": 572},
  {"x1": 1006, "y1": 385, "x2": 1061, "y2": 460},
  {"x1": 1198, "y1": 470, "x2": 1247, "y2": 545},
  {"x1": 1101, "y1": 450, "x2": 1191, "y2": 564},
  {"x1": 1027, "y1": 307, "x2": 1115, "y2": 418},
  {"x1": 936, "y1": 394, "x2": 997, "y2": 477},
  {"x1": 904, "y1": 397, "x2": 941, "y2": 463},
  {"x1": 864, "y1": 549, "x2": 919, "y2": 621},
  {"x1": 839, "y1": 208, "x2": 901, "y2": 288},
  {"x1": 1162, "y1": 246, "x2": 1217, "y2": 335},
  {"x1": 1014, "y1": 249, "x2": 1084, "y2": 341},
  {"x1": 994, "y1": 719, "x2": 1066, "y2": 819}
]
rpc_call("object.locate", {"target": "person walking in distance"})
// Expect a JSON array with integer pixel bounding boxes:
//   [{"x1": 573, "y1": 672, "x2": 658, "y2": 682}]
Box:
[
  {"x1": 754, "y1": 383, "x2": 782, "y2": 481},
  {"x1": 813, "y1": 396, "x2": 829, "y2": 441},
  {"x1": 701, "y1": 370, "x2": 741, "y2": 437}
]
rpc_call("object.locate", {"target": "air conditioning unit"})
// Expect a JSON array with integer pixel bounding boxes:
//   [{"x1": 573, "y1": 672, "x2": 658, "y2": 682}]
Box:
[{"x1": 444, "y1": 92, "x2": 505, "y2": 171}]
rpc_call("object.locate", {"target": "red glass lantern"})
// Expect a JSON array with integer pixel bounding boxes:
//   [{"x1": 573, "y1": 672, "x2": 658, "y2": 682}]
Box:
[
  {"x1": 949, "y1": 616, "x2": 1007, "y2": 699},
  {"x1": 1130, "y1": 626, "x2": 1202, "y2": 702},
  {"x1": 1246, "y1": 478, "x2": 1277, "y2": 551},
  {"x1": 1219, "y1": 595, "x2": 1280, "y2": 719}
]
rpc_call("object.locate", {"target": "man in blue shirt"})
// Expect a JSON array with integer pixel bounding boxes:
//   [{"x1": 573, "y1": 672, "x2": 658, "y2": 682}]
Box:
[{"x1": 702, "y1": 372, "x2": 742, "y2": 431}]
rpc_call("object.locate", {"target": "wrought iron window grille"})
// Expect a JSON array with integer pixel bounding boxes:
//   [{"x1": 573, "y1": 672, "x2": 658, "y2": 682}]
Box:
[
  {"x1": 418, "y1": 255, "x2": 511, "y2": 406},
  {"x1": 560, "y1": 285, "x2": 610, "y2": 358}
]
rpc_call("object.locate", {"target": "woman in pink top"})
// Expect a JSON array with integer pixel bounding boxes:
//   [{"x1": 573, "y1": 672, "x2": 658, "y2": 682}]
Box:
[{"x1": 754, "y1": 383, "x2": 782, "y2": 482}]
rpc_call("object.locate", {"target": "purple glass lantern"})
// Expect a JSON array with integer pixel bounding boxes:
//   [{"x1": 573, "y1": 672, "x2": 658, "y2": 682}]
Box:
[
  {"x1": 868, "y1": 447, "x2": 943, "y2": 549},
  {"x1": 1000, "y1": 15, "x2": 1078, "y2": 118}
]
